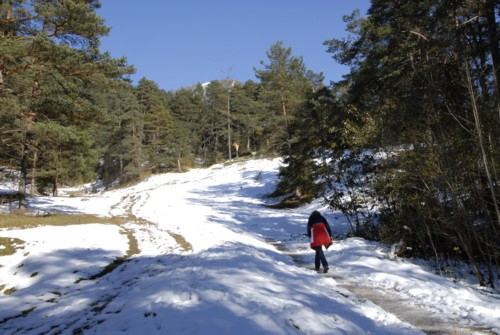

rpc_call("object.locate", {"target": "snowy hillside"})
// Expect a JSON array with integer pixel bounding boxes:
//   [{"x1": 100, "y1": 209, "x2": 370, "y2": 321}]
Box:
[{"x1": 0, "y1": 158, "x2": 499, "y2": 334}]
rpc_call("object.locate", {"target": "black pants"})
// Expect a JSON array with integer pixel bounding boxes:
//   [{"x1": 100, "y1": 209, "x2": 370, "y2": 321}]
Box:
[{"x1": 313, "y1": 246, "x2": 328, "y2": 270}]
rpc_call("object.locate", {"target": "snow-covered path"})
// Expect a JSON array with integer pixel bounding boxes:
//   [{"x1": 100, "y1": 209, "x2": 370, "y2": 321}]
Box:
[
  {"x1": 279, "y1": 241, "x2": 497, "y2": 335},
  {"x1": 0, "y1": 158, "x2": 499, "y2": 334}
]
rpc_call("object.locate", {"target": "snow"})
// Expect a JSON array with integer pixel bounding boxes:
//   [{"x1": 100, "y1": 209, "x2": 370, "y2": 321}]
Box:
[{"x1": 0, "y1": 158, "x2": 499, "y2": 334}]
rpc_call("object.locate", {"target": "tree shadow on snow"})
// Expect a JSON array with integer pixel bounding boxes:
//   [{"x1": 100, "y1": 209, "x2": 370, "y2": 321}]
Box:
[{"x1": 0, "y1": 242, "x2": 401, "y2": 335}]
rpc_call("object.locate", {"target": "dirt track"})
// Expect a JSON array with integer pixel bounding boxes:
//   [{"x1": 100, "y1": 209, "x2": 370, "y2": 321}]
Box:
[{"x1": 269, "y1": 240, "x2": 496, "y2": 335}]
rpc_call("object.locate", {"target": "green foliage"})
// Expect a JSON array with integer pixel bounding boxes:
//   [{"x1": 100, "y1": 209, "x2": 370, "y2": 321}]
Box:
[
  {"x1": 202, "y1": 81, "x2": 230, "y2": 164},
  {"x1": 272, "y1": 88, "x2": 330, "y2": 202},
  {"x1": 318, "y1": 0, "x2": 500, "y2": 287},
  {"x1": 165, "y1": 79, "x2": 278, "y2": 168},
  {"x1": 264, "y1": 0, "x2": 499, "y2": 287},
  {"x1": 228, "y1": 81, "x2": 267, "y2": 155},
  {"x1": 98, "y1": 82, "x2": 144, "y2": 185},
  {"x1": 136, "y1": 78, "x2": 175, "y2": 169},
  {"x1": 255, "y1": 41, "x2": 314, "y2": 154},
  {"x1": 325, "y1": 150, "x2": 379, "y2": 238},
  {"x1": 167, "y1": 85, "x2": 206, "y2": 167},
  {"x1": 0, "y1": 0, "x2": 133, "y2": 203}
]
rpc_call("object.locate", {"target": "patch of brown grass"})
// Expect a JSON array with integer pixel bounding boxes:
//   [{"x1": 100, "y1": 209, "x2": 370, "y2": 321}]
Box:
[
  {"x1": 0, "y1": 213, "x2": 128, "y2": 229},
  {"x1": 0, "y1": 213, "x2": 134, "y2": 263},
  {"x1": 0, "y1": 236, "x2": 25, "y2": 256}
]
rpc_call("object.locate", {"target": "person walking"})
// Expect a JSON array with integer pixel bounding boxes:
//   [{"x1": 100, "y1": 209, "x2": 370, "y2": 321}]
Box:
[{"x1": 307, "y1": 210, "x2": 333, "y2": 273}]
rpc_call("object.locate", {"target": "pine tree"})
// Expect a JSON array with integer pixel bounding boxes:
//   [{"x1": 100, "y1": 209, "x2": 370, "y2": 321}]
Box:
[
  {"x1": 100, "y1": 82, "x2": 144, "y2": 185},
  {"x1": 32, "y1": 122, "x2": 97, "y2": 196},
  {"x1": 0, "y1": 0, "x2": 132, "y2": 210},
  {"x1": 271, "y1": 87, "x2": 348, "y2": 207},
  {"x1": 228, "y1": 81, "x2": 266, "y2": 155},
  {"x1": 255, "y1": 41, "x2": 312, "y2": 154},
  {"x1": 167, "y1": 85, "x2": 206, "y2": 166},
  {"x1": 136, "y1": 78, "x2": 174, "y2": 169},
  {"x1": 324, "y1": 0, "x2": 500, "y2": 286},
  {"x1": 203, "y1": 81, "x2": 230, "y2": 163}
]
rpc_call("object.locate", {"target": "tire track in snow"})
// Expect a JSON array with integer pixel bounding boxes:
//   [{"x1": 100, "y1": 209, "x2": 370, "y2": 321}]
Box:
[
  {"x1": 53, "y1": 188, "x2": 194, "y2": 334},
  {"x1": 110, "y1": 192, "x2": 192, "y2": 253}
]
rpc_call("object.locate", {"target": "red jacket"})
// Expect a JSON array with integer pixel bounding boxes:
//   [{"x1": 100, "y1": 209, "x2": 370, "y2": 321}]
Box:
[
  {"x1": 307, "y1": 211, "x2": 333, "y2": 248},
  {"x1": 309, "y1": 223, "x2": 333, "y2": 248}
]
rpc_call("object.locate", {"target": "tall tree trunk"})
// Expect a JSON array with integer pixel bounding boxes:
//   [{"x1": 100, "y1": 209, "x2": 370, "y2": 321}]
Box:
[
  {"x1": 465, "y1": 62, "x2": 500, "y2": 228},
  {"x1": 18, "y1": 70, "x2": 40, "y2": 211},
  {"x1": 246, "y1": 133, "x2": 251, "y2": 151},
  {"x1": 457, "y1": 229, "x2": 486, "y2": 287},
  {"x1": 31, "y1": 151, "x2": 37, "y2": 196},
  {"x1": 281, "y1": 98, "x2": 293, "y2": 157},
  {"x1": 484, "y1": 0, "x2": 500, "y2": 116},
  {"x1": 0, "y1": 69, "x2": 4, "y2": 94},
  {"x1": 425, "y1": 224, "x2": 442, "y2": 275},
  {"x1": 132, "y1": 118, "x2": 138, "y2": 171},
  {"x1": 119, "y1": 155, "x2": 124, "y2": 177},
  {"x1": 227, "y1": 91, "x2": 232, "y2": 160},
  {"x1": 52, "y1": 175, "x2": 58, "y2": 197},
  {"x1": 281, "y1": 99, "x2": 290, "y2": 136},
  {"x1": 18, "y1": 132, "x2": 31, "y2": 212}
]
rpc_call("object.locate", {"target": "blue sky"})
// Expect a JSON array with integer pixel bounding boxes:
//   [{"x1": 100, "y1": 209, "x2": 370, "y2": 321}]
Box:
[{"x1": 97, "y1": 1, "x2": 371, "y2": 91}]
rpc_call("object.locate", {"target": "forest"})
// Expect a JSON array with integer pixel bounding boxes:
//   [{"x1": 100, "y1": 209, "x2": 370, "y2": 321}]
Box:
[{"x1": 0, "y1": 0, "x2": 499, "y2": 287}]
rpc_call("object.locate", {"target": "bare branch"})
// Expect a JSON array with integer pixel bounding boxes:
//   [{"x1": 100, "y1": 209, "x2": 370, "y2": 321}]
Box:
[{"x1": 409, "y1": 30, "x2": 429, "y2": 41}]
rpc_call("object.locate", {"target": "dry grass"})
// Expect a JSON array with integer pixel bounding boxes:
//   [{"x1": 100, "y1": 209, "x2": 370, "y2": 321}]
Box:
[
  {"x1": 0, "y1": 213, "x2": 136, "y2": 260},
  {"x1": 0, "y1": 213, "x2": 128, "y2": 229},
  {"x1": 168, "y1": 231, "x2": 192, "y2": 252},
  {"x1": 0, "y1": 236, "x2": 25, "y2": 256}
]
